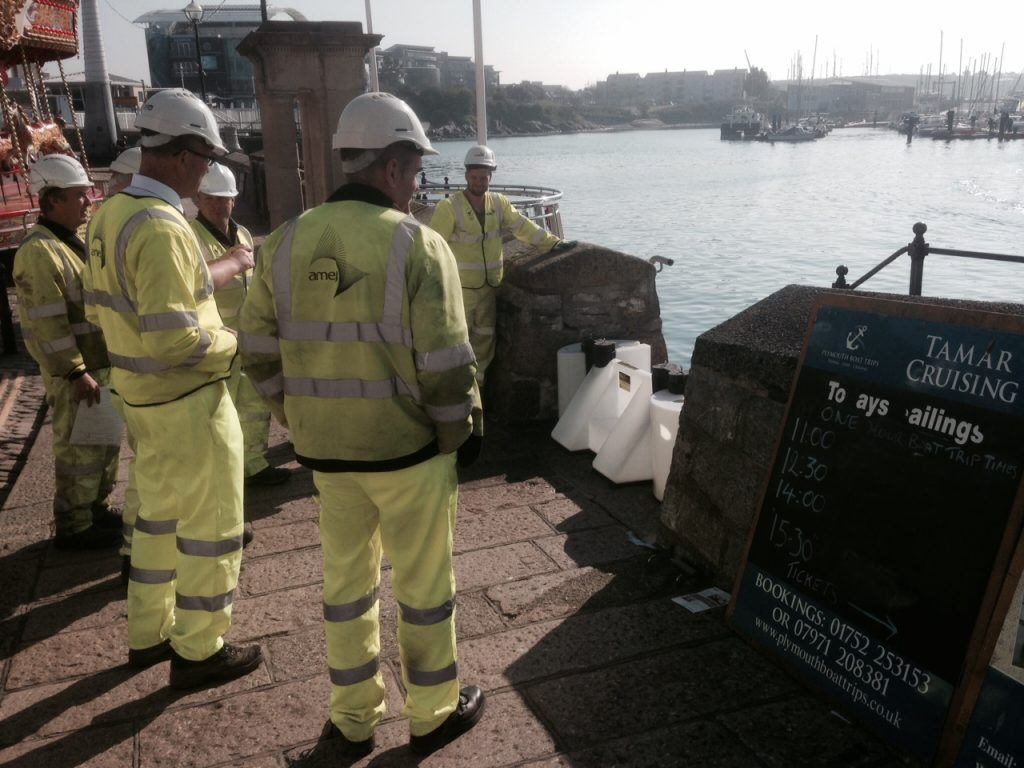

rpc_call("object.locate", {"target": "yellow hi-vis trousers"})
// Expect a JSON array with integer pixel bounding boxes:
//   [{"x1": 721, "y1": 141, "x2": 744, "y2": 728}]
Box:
[
  {"x1": 122, "y1": 381, "x2": 244, "y2": 661},
  {"x1": 226, "y1": 356, "x2": 271, "y2": 478},
  {"x1": 44, "y1": 369, "x2": 120, "y2": 536},
  {"x1": 112, "y1": 392, "x2": 139, "y2": 558},
  {"x1": 462, "y1": 286, "x2": 496, "y2": 385},
  {"x1": 314, "y1": 452, "x2": 460, "y2": 742}
]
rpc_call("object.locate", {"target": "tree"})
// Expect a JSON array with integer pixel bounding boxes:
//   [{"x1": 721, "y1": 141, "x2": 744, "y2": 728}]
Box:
[{"x1": 744, "y1": 67, "x2": 770, "y2": 99}]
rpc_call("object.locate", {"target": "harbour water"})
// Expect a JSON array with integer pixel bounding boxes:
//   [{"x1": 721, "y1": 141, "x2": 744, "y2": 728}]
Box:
[{"x1": 425, "y1": 128, "x2": 1023, "y2": 365}]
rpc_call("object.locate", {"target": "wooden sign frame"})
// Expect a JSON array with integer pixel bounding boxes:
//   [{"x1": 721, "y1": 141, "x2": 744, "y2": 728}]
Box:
[{"x1": 726, "y1": 292, "x2": 1024, "y2": 766}]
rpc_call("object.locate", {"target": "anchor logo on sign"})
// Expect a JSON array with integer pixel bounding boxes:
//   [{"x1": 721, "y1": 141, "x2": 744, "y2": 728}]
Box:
[{"x1": 846, "y1": 325, "x2": 867, "y2": 351}]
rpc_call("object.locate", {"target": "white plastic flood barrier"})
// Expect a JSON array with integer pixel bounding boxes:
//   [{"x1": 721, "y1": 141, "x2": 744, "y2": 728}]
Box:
[
  {"x1": 592, "y1": 365, "x2": 654, "y2": 483},
  {"x1": 551, "y1": 358, "x2": 620, "y2": 451},
  {"x1": 556, "y1": 341, "x2": 651, "y2": 416},
  {"x1": 650, "y1": 389, "x2": 684, "y2": 500}
]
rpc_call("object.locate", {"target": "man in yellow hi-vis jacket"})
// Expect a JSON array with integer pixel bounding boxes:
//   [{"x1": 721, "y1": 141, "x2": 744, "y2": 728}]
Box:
[
  {"x1": 82, "y1": 89, "x2": 262, "y2": 690},
  {"x1": 240, "y1": 92, "x2": 485, "y2": 759},
  {"x1": 429, "y1": 145, "x2": 573, "y2": 434},
  {"x1": 13, "y1": 155, "x2": 121, "y2": 550},
  {"x1": 191, "y1": 162, "x2": 286, "y2": 493}
]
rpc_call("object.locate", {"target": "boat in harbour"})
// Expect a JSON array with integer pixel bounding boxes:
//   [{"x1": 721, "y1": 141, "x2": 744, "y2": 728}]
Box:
[
  {"x1": 720, "y1": 105, "x2": 764, "y2": 140},
  {"x1": 758, "y1": 124, "x2": 819, "y2": 143}
]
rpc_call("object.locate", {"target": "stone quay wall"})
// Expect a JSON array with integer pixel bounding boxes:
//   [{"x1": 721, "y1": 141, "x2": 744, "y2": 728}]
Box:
[
  {"x1": 659, "y1": 285, "x2": 1024, "y2": 585},
  {"x1": 488, "y1": 238, "x2": 668, "y2": 422}
]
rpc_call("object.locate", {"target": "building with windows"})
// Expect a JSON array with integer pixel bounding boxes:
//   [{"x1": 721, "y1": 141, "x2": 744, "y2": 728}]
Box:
[
  {"x1": 134, "y1": 5, "x2": 306, "y2": 104},
  {"x1": 377, "y1": 44, "x2": 498, "y2": 93},
  {"x1": 593, "y1": 67, "x2": 750, "y2": 107}
]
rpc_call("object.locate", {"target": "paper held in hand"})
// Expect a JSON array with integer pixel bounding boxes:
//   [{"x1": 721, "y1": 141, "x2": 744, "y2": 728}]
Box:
[{"x1": 69, "y1": 387, "x2": 124, "y2": 446}]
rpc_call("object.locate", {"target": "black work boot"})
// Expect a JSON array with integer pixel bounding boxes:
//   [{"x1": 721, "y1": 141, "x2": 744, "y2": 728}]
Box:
[
  {"x1": 409, "y1": 685, "x2": 486, "y2": 756},
  {"x1": 169, "y1": 643, "x2": 263, "y2": 690},
  {"x1": 54, "y1": 525, "x2": 121, "y2": 550},
  {"x1": 91, "y1": 504, "x2": 123, "y2": 530},
  {"x1": 128, "y1": 639, "x2": 172, "y2": 669},
  {"x1": 315, "y1": 720, "x2": 375, "y2": 759}
]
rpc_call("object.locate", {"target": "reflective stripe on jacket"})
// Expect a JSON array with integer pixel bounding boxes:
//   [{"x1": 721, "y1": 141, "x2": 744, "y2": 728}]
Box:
[
  {"x1": 239, "y1": 189, "x2": 476, "y2": 467},
  {"x1": 190, "y1": 219, "x2": 254, "y2": 330},
  {"x1": 83, "y1": 194, "x2": 237, "y2": 405},
  {"x1": 428, "y1": 190, "x2": 560, "y2": 289},
  {"x1": 14, "y1": 224, "x2": 108, "y2": 378}
]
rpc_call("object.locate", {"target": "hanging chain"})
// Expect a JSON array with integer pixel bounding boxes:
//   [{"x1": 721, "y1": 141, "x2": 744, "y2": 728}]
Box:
[
  {"x1": 19, "y1": 50, "x2": 39, "y2": 121},
  {"x1": 57, "y1": 59, "x2": 90, "y2": 174},
  {"x1": 33, "y1": 62, "x2": 53, "y2": 122}
]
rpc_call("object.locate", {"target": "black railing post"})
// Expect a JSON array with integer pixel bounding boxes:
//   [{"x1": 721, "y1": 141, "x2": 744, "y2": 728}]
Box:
[
  {"x1": 908, "y1": 222, "x2": 928, "y2": 296},
  {"x1": 0, "y1": 264, "x2": 18, "y2": 355},
  {"x1": 833, "y1": 265, "x2": 849, "y2": 288}
]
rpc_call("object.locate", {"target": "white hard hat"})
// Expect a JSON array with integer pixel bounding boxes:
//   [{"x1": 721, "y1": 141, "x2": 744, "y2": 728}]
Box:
[
  {"x1": 135, "y1": 88, "x2": 227, "y2": 155},
  {"x1": 110, "y1": 147, "x2": 141, "y2": 175},
  {"x1": 332, "y1": 92, "x2": 438, "y2": 155},
  {"x1": 28, "y1": 154, "x2": 92, "y2": 195},
  {"x1": 198, "y1": 162, "x2": 238, "y2": 197},
  {"x1": 464, "y1": 145, "x2": 496, "y2": 169}
]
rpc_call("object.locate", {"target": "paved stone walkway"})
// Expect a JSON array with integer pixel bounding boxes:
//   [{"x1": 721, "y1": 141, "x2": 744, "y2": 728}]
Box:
[{"x1": 0, "y1": 310, "x2": 909, "y2": 767}]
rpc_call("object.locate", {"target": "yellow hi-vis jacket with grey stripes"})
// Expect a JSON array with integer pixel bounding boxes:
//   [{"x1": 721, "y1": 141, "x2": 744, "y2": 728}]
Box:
[
  {"x1": 13, "y1": 222, "x2": 108, "y2": 378},
  {"x1": 82, "y1": 193, "x2": 238, "y2": 406},
  {"x1": 190, "y1": 217, "x2": 254, "y2": 332},
  {"x1": 429, "y1": 190, "x2": 560, "y2": 290},
  {"x1": 239, "y1": 183, "x2": 476, "y2": 470}
]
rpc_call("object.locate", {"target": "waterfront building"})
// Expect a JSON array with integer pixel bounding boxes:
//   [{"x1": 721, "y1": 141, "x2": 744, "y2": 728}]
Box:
[
  {"x1": 784, "y1": 78, "x2": 915, "y2": 118},
  {"x1": 378, "y1": 43, "x2": 499, "y2": 93},
  {"x1": 593, "y1": 67, "x2": 749, "y2": 108},
  {"x1": 133, "y1": 4, "x2": 306, "y2": 104}
]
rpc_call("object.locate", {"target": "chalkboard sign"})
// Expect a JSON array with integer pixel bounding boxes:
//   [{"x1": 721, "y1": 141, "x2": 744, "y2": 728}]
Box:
[{"x1": 729, "y1": 295, "x2": 1024, "y2": 765}]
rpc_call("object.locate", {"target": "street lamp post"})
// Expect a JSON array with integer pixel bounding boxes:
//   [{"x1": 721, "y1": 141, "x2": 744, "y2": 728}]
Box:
[{"x1": 183, "y1": 0, "x2": 207, "y2": 103}]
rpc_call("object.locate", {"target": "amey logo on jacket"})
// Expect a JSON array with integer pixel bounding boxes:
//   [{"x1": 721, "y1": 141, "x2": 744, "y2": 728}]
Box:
[{"x1": 307, "y1": 232, "x2": 366, "y2": 297}]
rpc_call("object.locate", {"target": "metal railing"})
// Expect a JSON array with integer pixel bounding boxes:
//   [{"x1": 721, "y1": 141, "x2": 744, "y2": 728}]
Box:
[
  {"x1": 833, "y1": 222, "x2": 1024, "y2": 295},
  {"x1": 417, "y1": 179, "x2": 565, "y2": 238}
]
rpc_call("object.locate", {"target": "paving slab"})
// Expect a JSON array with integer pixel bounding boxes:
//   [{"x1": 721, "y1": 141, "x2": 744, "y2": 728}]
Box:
[
  {"x1": 243, "y1": 520, "x2": 320, "y2": 560},
  {"x1": 452, "y1": 541, "x2": 558, "y2": 591},
  {"x1": 459, "y1": 477, "x2": 562, "y2": 514},
  {"x1": 454, "y1": 505, "x2": 554, "y2": 554},
  {"x1": 20, "y1": 585, "x2": 125, "y2": 641},
  {"x1": 229, "y1": 584, "x2": 323, "y2": 643},
  {"x1": 32, "y1": 553, "x2": 123, "y2": 601},
  {"x1": 526, "y1": 719, "x2": 763, "y2": 768},
  {"x1": 238, "y1": 547, "x2": 323, "y2": 598},
  {"x1": 716, "y1": 694, "x2": 895, "y2": 768},
  {"x1": 6, "y1": 624, "x2": 127, "y2": 689},
  {"x1": 0, "y1": 649, "x2": 271, "y2": 744},
  {"x1": 0, "y1": 721, "x2": 134, "y2": 767},
  {"x1": 533, "y1": 527, "x2": 644, "y2": 570},
  {"x1": 531, "y1": 494, "x2": 617, "y2": 532},
  {"x1": 526, "y1": 639, "x2": 797, "y2": 750},
  {"x1": 139, "y1": 676, "x2": 329, "y2": 767},
  {"x1": 458, "y1": 599, "x2": 728, "y2": 691}
]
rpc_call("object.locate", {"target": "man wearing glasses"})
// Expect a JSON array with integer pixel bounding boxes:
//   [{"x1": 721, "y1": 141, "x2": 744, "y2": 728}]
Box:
[{"x1": 83, "y1": 89, "x2": 262, "y2": 690}]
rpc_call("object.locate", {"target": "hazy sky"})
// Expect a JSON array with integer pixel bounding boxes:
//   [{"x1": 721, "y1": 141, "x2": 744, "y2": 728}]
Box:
[{"x1": 72, "y1": 0, "x2": 1018, "y2": 89}]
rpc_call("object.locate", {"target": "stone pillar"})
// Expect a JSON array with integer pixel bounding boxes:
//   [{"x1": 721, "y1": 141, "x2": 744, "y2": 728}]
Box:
[
  {"x1": 237, "y1": 22, "x2": 381, "y2": 227},
  {"x1": 488, "y1": 239, "x2": 667, "y2": 422}
]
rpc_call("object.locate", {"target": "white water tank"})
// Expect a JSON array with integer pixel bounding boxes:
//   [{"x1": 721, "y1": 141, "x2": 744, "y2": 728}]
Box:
[
  {"x1": 556, "y1": 340, "x2": 651, "y2": 416},
  {"x1": 592, "y1": 364, "x2": 654, "y2": 483},
  {"x1": 551, "y1": 356, "x2": 618, "y2": 451},
  {"x1": 650, "y1": 389, "x2": 685, "y2": 501}
]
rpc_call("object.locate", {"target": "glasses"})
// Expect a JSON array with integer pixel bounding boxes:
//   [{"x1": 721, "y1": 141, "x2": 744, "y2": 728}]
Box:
[{"x1": 184, "y1": 147, "x2": 216, "y2": 166}]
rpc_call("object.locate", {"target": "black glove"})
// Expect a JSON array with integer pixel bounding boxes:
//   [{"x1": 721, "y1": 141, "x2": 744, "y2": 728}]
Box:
[
  {"x1": 551, "y1": 240, "x2": 578, "y2": 252},
  {"x1": 456, "y1": 434, "x2": 482, "y2": 468}
]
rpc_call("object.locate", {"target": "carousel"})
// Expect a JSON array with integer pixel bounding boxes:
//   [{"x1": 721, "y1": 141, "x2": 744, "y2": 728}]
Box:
[{"x1": 0, "y1": 0, "x2": 91, "y2": 250}]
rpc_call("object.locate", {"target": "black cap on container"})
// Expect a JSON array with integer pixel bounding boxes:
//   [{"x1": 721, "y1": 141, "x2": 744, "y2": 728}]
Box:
[
  {"x1": 668, "y1": 369, "x2": 687, "y2": 394},
  {"x1": 651, "y1": 363, "x2": 672, "y2": 392},
  {"x1": 581, "y1": 337, "x2": 596, "y2": 371},
  {"x1": 592, "y1": 339, "x2": 616, "y2": 368}
]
